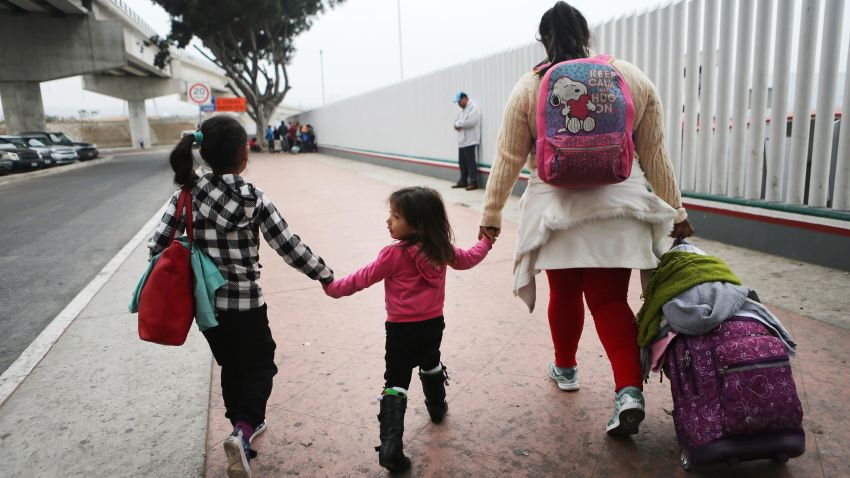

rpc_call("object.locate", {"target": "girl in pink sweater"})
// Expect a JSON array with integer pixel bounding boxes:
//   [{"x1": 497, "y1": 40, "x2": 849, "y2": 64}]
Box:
[{"x1": 323, "y1": 186, "x2": 492, "y2": 472}]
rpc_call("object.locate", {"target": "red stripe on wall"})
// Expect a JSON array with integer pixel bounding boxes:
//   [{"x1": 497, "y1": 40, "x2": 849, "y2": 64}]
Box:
[{"x1": 684, "y1": 201, "x2": 850, "y2": 238}]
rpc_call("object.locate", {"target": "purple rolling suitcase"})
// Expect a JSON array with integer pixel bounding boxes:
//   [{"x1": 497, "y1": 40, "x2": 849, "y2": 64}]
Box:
[{"x1": 663, "y1": 318, "x2": 805, "y2": 470}]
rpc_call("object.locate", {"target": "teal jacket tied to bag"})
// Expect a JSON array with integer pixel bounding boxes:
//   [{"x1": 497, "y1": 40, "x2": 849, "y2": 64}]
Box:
[{"x1": 129, "y1": 236, "x2": 224, "y2": 331}]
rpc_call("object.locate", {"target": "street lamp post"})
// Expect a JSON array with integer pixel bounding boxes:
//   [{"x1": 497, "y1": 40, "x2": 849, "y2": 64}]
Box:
[
  {"x1": 320, "y1": 49, "x2": 326, "y2": 105},
  {"x1": 397, "y1": 0, "x2": 404, "y2": 80}
]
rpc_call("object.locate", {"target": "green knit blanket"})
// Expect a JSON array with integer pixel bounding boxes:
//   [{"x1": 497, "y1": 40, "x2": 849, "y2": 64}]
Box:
[{"x1": 636, "y1": 251, "x2": 741, "y2": 347}]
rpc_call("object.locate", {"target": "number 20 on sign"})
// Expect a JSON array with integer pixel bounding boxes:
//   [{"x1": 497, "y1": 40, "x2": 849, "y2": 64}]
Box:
[{"x1": 188, "y1": 83, "x2": 211, "y2": 105}]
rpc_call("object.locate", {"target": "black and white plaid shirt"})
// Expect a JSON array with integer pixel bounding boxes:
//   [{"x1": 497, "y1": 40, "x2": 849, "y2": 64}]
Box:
[{"x1": 148, "y1": 173, "x2": 333, "y2": 311}]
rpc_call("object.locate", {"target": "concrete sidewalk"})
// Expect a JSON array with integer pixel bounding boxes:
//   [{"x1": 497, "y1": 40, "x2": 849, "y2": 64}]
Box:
[{"x1": 1, "y1": 153, "x2": 848, "y2": 477}]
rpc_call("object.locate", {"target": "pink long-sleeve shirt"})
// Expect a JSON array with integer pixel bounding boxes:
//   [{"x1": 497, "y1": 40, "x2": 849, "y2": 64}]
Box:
[{"x1": 325, "y1": 237, "x2": 493, "y2": 322}]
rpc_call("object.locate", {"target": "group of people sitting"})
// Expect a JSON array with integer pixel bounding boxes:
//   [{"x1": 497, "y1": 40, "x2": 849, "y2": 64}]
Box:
[{"x1": 249, "y1": 121, "x2": 317, "y2": 154}]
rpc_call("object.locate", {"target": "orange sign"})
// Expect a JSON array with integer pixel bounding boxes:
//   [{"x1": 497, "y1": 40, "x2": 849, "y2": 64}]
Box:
[{"x1": 215, "y1": 97, "x2": 247, "y2": 112}]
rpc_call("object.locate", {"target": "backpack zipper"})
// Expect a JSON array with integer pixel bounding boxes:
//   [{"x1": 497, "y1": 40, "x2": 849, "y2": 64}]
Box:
[
  {"x1": 556, "y1": 144, "x2": 621, "y2": 153},
  {"x1": 720, "y1": 358, "x2": 790, "y2": 375}
]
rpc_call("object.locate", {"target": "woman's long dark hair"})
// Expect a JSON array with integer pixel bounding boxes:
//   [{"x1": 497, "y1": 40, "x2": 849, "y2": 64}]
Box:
[
  {"x1": 389, "y1": 187, "x2": 455, "y2": 265},
  {"x1": 536, "y1": 1, "x2": 591, "y2": 76},
  {"x1": 169, "y1": 115, "x2": 248, "y2": 187}
]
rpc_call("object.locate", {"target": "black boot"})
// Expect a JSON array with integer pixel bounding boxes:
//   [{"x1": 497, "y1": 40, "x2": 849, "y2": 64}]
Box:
[
  {"x1": 419, "y1": 365, "x2": 449, "y2": 424},
  {"x1": 377, "y1": 394, "x2": 411, "y2": 473}
]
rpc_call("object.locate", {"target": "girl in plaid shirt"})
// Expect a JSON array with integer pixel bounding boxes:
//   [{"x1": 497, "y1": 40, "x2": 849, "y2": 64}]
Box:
[{"x1": 150, "y1": 115, "x2": 333, "y2": 478}]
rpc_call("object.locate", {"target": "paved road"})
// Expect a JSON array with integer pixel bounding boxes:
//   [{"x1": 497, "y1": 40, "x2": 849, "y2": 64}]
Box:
[{"x1": 0, "y1": 151, "x2": 175, "y2": 374}]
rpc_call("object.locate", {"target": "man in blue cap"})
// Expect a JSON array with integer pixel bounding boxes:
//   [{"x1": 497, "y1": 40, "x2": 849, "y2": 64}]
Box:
[{"x1": 452, "y1": 91, "x2": 482, "y2": 190}]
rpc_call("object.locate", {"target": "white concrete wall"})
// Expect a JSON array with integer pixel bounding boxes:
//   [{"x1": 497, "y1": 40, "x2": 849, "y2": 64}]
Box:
[{"x1": 295, "y1": 43, "x2": 546, "y2": 170}]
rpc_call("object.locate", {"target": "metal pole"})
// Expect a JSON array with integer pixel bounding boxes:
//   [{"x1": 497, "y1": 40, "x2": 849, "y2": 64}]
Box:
[
  {"x1": 787, "y1": 0, "x2": 822, "y2": 204},
  {"x1": 765, "y1": 0, "x2": 795, "y2": 201},
  {"x1": 667, "y1": 1, "x2": 687, "y2": 175},
  {"x1": 681, "y1": 0, "x2": 702, "y2": 191},
  {"x1": 727, "y1": 0, "x2": 755, "y2": 198},
  {"x1": 833, "y1": 38, "x2": 850, "y2": 210},
  {"x1": 397, "y1": 0, "x2": 404, "y2": 80},
  {"x1": 710, "y1": 0, "x2": 737, "y2": 195},
  {"x1": 743, "y1": 0, "x2": 774, "y2": 199},
  {"x1": 808, "y1": 0, "x2": 845, "y2": 207},
  {"x1": 696, "y1": 0, "x2": 718, "y2": 194},
  {"x1": 320, "y1": 49, "x2": 326, "y2": 105}
]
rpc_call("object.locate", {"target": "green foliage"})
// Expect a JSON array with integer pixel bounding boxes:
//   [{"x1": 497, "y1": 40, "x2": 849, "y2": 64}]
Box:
[{"x1": 148, "y1": 0, "x2": 343, "y2": 126}]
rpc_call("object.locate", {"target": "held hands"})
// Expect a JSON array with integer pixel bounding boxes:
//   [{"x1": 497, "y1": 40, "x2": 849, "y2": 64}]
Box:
[
  {"x1": 478, "y1": 226, "x2": 500, "y2": 243},
  {"x1": 670, "y1": 219, "x2": 695, "y2": 239}
]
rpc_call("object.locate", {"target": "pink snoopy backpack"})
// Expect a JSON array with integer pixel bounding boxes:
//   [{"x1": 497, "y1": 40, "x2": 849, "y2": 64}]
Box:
[{"x1": 535, "y1": 54, "x2": 636, "y2": 188}]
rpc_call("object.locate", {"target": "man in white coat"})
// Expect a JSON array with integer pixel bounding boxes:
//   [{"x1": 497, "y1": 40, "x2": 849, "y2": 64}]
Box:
[{"x1": 452, "y1": 91, "x2": 482, "y2": 190}]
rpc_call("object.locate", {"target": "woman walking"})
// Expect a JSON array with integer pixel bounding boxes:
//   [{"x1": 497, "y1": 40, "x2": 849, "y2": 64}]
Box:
[{"x1": 479, "y1": 1, "x2": 694, "y2": 435}]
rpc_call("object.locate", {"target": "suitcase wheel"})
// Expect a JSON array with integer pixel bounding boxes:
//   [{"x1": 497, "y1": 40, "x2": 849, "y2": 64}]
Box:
[
  {"x1": 679, "y1": 448, "x2": 693, "y2": 471},
  {"x1": 773, "y1": 453, "x2": 790, "y2": 464}
]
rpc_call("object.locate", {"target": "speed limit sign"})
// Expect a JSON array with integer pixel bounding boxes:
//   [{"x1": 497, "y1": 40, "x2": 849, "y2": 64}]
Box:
[{"x1": 188, "y1": 82, "x2": 211, "y2": 105}]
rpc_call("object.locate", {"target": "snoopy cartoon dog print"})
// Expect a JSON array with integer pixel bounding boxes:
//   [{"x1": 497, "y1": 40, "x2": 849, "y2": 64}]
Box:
[{"x1": 550, "y1": 76, "x2": 597, "y2": 133}]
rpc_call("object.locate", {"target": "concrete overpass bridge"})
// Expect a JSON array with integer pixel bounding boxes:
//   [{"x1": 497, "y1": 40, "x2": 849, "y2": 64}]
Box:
[{"x1": 0, "y1": 0, "x2": 229, "y2": 147}]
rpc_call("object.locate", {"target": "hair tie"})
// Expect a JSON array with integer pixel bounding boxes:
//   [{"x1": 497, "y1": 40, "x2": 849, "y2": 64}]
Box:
[{"x1": 193, "y1": 130, "x2": 204, "y2": 145}]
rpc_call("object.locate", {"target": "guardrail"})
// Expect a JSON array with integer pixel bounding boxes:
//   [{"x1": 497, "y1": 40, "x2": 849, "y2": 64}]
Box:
[{"x1": 103, "y1": 0, "x2": 157, "y2": 38}]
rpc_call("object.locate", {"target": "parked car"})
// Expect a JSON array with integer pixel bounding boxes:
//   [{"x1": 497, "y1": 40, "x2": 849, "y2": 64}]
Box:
[
  {"x1": 22, "y1": 131, "x2": 99, "y2": 161},
  {"x1": 14, "y1": 135, "x2": 78, "y2": 165},
  {"x1": 0, "y1": 138, "x2": 46, "y2": 171},
  {"x1": 0, "y1": 152, "x2": 13, "y2": 175}
]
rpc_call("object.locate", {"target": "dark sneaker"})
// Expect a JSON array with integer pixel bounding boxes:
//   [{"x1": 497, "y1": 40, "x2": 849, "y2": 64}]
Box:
[
  {"x1": 451, "y1": 182, "x2": 468, "y2": 188},
  {"x1": 465, "y1": 183, "x2": 478, "y2": 190},
  {"x1": 249, "y1": 420, "x2": 266, "y2": 444},
  {"x1": 606, "y1": 386, "x2": 645, "y2": 436},
  {"x1": 223, "y1": 428, "x2": 253, "y2": 478}
]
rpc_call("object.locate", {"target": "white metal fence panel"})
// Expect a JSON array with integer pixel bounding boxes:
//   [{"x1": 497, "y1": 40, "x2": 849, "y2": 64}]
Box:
[
  {"x1": 728, "y1": 0, "x2": 755, "y2": 198},
  {"x1": 681, "y1": 0, "x2": 702, "y2": 191},
  {"x1": 711, "y1": 0, "x2": 736, "y2": 195},
  {"x1": 295, "y1": 0, "x2": 850, "y2": 212},
  {"x1": 809, "y1": 0, "x2": 845, "y2": 207},
  {"x1": 788, "y1": 0, "x2": 822, "y2": 205},
  {"x1": 697, "y1": 0, "x2": 719, "y2": 193},
  {"x1": 744, "y1": 0, "x2": 774, "y2": 199},
  {"x1": 765, "y1": 1, "x2": 796, "y2": 201}
]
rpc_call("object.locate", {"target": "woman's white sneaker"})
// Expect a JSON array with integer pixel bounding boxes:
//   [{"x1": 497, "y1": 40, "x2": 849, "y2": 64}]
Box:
[
  {"x1": 547, "y1": 363, "x2": 579, "y2": 391},
  {"x1": 606, "y1": 386, "x2": 645, "y2": 435}
]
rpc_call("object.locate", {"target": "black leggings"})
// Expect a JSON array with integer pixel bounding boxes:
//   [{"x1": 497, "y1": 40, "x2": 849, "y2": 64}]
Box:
[
  {"x1": 384, "y1": 316, "x2": 445, "y2": 390},
  {"x1": 203, "y1": 304, "x2": 278, "y2": 428}
]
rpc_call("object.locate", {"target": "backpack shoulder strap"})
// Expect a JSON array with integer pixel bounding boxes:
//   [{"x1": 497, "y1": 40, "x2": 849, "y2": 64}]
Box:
[{"x1": 593, "y1": 54, "x2": 615, "y2": 64}]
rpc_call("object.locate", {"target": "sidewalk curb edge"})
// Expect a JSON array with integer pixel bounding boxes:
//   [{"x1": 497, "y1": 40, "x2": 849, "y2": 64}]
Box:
[{"x1": 0, "y1": 199, "x2": 169, "y2": 408}]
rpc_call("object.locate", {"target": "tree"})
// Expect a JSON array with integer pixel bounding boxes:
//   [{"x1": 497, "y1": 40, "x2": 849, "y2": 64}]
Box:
[{"x1": 148, "y1": 0, "x2": 343, "y2": 141}]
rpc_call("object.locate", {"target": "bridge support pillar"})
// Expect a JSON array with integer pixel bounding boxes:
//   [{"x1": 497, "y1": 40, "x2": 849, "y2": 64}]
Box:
[
  {"x1": 0, "y1": 82, "x2": 46, "y2": 134},
  {"x1": 127, "y1": 100, "x2": 151, "y2": 149}
]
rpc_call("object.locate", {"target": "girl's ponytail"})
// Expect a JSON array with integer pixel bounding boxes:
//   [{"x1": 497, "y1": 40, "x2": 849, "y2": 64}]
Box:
[{"x1": 170, "y1": 133, "x2": 198, "y2": 187}]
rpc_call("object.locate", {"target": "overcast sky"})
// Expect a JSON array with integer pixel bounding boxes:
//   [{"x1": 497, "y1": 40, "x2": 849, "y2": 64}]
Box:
[
  {"x1": 1, "y1": 0, "x2": 668, "y2": 119},
  {"x1": 2, "y1": 0, "x2": 848, "y2": 120}
]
